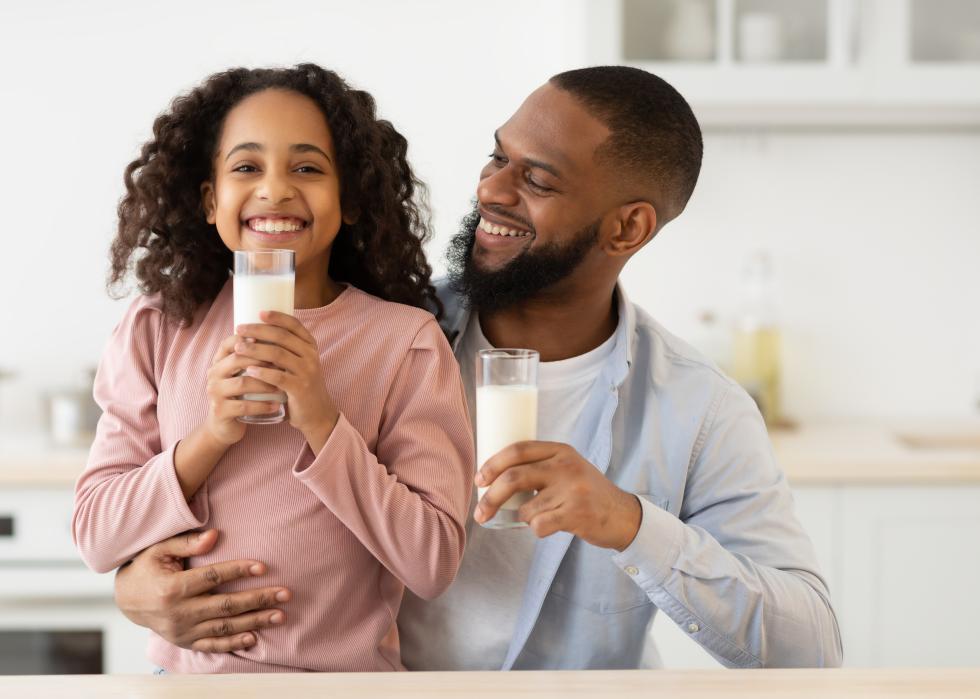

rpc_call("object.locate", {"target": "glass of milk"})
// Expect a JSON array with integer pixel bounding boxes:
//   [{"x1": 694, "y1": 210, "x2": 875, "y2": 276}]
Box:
[
  {"x1": 476, "y1": 348, "x2": 539, "y2": 529},
  {"x1": 233, "y1": 249, "x2": 295, "y2": 424}
]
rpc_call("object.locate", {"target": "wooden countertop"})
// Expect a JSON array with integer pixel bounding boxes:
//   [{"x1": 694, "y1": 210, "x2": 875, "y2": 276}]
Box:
[
  {"x1": 1, "y1": 669, "x2": 979, "y2": 698},
  {"x1": 2, "y1": 420, "x2": 980, "y2": 488},
  {"x1": 771, "y1": 419, "x2": 980, "y2": 485}
]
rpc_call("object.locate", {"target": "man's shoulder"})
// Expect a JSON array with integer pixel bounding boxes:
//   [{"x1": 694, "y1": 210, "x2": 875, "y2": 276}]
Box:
[{"x1": 629, "y1": 301, "x2": 736, "y2": 396}]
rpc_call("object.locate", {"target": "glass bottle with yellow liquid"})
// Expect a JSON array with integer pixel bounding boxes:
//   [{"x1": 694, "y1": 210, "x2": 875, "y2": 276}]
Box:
[{"x1": 731, "y1": 252, "x2": 782, "y2": 426}]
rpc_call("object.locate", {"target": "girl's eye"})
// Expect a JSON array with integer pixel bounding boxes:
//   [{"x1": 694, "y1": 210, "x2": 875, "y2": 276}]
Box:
[
  {"x1": 295, "y1": 166, "x2": 322, "y2": 174},
  {"x1": 232, "y1": 164, "x2": 257, "y2": 173}
]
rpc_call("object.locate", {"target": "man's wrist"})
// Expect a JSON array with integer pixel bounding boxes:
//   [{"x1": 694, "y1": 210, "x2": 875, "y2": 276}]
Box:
[{"x1": 613, "y1": 491, "x2": 643, "y2": 552}]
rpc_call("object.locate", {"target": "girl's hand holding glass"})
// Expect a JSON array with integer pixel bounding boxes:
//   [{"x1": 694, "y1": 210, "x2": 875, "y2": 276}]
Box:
[
  {"x1": 205, "y1": 333, "x2": 284, "y2": 446},
  {"x1": 236, "y1": 310, "x2": 340, "y2": 451}
]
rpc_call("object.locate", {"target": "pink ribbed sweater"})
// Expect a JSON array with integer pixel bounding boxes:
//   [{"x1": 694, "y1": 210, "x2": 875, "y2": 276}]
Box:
[{"x1": 73, "y1": 281, "x2": 473, "y2": 672}]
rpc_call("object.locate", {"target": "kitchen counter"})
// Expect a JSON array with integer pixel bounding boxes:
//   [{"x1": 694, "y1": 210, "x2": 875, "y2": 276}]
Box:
[
  {"x1": 2, "y1": 420, "x2": 980, "y2": 488},
  {"x1": 770, "y1": 419, "x2": 980, "y2": 485},
  {"x1": 1, "y1": 669, "x2": 979, "y2": 698}
]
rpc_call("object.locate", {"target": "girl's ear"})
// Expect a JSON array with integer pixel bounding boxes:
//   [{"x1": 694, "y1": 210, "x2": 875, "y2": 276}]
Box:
[
  {"x1": 200, "y1": 182, "x2": 216, "y2": 224},
  {"x1": 342, "y1": 207, "x2": 359, "y2": 226}
]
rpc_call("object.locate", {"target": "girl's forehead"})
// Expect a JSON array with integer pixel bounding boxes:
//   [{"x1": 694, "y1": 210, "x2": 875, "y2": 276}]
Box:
[{"x1": 219, "y1": 89, "x2": 334, "y2": 152}]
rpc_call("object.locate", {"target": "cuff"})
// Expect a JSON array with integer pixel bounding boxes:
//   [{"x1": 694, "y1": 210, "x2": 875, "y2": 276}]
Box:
[
  {"x1": 162, "y1": 442, "x2": 209, "y2": 527},
  {"x1": 610, "y1": 494, "x2": 684, "y2": 589}
]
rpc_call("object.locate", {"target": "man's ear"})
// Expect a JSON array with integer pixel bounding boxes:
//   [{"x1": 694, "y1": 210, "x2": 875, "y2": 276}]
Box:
[
  {"x1": 602, "y1": 201, "x2": 658, "y2": 258},
  {"x1": 200, "y1": 182, "x2": 216, "y2": 224}
]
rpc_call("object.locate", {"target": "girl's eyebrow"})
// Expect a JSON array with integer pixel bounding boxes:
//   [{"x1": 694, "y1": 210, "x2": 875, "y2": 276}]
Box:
[{"x1": 224, "y1": 142, "x2": 332, "y2": 163}]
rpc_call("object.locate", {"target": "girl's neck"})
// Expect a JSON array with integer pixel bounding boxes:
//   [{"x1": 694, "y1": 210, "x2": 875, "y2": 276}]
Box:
[{"x1": 295, "y1": 257, "x2": 343, "y2": 309}]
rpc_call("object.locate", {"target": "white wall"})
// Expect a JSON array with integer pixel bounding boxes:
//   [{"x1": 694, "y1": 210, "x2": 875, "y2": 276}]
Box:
[
  {"x1": 0, "y1": 0, "x2": 591, "y2": 430},
  {"x1": 1, "y1": 0, "x2": 978, "y2": 432}
]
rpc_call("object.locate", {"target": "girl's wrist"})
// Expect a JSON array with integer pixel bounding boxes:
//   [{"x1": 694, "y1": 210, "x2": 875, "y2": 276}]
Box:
[{"x1": 301, "y1": 410, "x2": 340, "y2": 455}]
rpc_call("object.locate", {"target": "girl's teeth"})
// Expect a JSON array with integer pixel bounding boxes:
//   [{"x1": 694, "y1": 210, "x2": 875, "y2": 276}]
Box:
[{"x1": 249, "y1": 219, "x2": 305, "y2": 233}]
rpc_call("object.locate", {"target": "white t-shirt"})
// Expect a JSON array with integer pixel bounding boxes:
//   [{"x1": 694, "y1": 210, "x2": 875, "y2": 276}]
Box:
[{"x1": 398, "y1": 314, "x2": 616, "y2": 670}]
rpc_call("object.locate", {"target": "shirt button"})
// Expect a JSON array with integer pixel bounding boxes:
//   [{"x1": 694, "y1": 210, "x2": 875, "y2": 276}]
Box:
[
  {"x1": 687, "y1": 622, "x2": 700, "y2": 633},
  {"x1": 625, "y1": 565, "x2": 639, "y2": 576}
]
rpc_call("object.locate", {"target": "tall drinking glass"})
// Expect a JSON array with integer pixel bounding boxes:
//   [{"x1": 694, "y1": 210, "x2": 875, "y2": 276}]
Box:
[
  {"x1": 476, "y1": 349, "x2": 539, "y2": 529},
  {"x1": 233, "y1": 250, "x2": 295, "y2": 424}
]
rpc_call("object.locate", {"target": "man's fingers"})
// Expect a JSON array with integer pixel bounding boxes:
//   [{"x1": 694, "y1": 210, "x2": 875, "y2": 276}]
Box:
[
  {"x1": 475, "y1": 462, "x2": 552, "y2": 523},
  {"x1": 517, "y1": 490, "x2": 559, "y2": 524},
  {"x1": 184, "y1": 609, "x2": 286, "y2": 652},
  {"x1": 189, "y1": 632, "x2": 257, "y2": 654},
  {"x1": 184, "y1": 587, "x2": 290, "y2": 625},
  {"x1": 476, "y1": 441, "x2": 559, "y2": 487},
  {"x1": 177, "y1": 559, "x2": 269, "y2": 598},
  {"x1": 145, "y1": 530, "x2": 218, "y2": 561},
  {"x1": 527, "y1": 506, "x2": 566, "y2": 539}
]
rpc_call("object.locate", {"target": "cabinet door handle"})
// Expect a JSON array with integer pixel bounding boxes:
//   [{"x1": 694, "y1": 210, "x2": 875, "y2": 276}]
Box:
[{"x1": 0, "y1": 515, "x2": 13, "y2": 537}]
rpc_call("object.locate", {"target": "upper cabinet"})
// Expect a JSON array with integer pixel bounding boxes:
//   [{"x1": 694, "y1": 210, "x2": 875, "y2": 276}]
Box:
[{"x1": 585, "y1": 0, "x2": 980, "y2": 125}]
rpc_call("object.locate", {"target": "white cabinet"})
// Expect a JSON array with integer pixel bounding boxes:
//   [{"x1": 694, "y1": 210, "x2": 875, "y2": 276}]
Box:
[
  {"x1": 837, "y1": 486, "x2": 980, "y2": 667},
  {"x1": 585, "y1": 0, "x2": 980, "y2": 125},
  {"x1": 648, "y1": 484, "x2": 980, "y2": 667}
]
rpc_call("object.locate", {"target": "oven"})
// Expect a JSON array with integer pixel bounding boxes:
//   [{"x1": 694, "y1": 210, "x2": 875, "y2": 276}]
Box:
[{"x1": 0, "y1": 487, "x2": 152, "y2": 674}]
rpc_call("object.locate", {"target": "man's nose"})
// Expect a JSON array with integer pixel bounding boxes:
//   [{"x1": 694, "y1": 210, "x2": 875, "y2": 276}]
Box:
[
  {"x1": 476, "y1": 164, "x2": 520, "y2": 209},
  {"x1": 257, "y1": 172, "x2": 295, "y2": 203}
]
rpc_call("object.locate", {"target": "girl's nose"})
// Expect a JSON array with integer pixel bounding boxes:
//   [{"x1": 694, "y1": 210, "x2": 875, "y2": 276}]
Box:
[
  {"x1": 476, "y1": 163, "x2": 520, "y2": 210},
  {"x1": 257, "y1": 173, "x2": 296, "y2": 203}
]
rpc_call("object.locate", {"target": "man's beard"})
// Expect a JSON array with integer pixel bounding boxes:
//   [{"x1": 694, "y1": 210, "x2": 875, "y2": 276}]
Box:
[{"x1": 447, "y1": 205, "x2": 599, "y2": 313}]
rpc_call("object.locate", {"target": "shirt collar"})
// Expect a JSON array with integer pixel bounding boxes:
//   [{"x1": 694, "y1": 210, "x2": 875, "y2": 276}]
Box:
[{"x1": 436, "y1": 277, "x2": 634, "y2": 384}]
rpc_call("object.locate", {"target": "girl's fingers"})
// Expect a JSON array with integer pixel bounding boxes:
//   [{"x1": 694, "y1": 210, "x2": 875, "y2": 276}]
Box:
[
  {"x1": 258, "y1": 311, "x2": 317, "y2": 346},
  {"x1": 217, "y1": 399, "x2": 282, "y2": 420},
  {"x1": 213, "y1": 375, "x2": 280, "y2": 399},
  {"x1": 233, "y1": 341, "x2": 301, "y2": 375},
  {"x1": 234, "y1": 323, "x2": 308, "y2": 358},
  {"x1": 211, "y1": 334, "x2": 249, "y2": 364},
  {"x1": 212, "y1": 352, "x2": 274, "y2": 380}
]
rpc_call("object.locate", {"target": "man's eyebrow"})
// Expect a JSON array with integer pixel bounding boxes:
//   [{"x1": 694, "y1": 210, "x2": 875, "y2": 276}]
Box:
[
  {"x1": 224, "y1": 142, "x2": 332, "y2": 162},
  {"x1": 495, "y1": 131, "x2": 563, "y2": 179}
]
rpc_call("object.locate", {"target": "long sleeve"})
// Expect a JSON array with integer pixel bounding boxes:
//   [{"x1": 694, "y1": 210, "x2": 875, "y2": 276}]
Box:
[
  {"x1": 72, "y1": 297, "x2": 208, "y2": 574},
  {"x1": 611, "y1": 383, "x2": 843, "y2": 668},
  {"x1": 293, "y1": 318, "x2": 474, "y2": 601}
]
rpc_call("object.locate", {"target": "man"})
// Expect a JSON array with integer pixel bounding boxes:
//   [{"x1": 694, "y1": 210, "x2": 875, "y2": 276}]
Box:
[{"x1": 113, "y1": 66, "x2": 842, "y2": 669}]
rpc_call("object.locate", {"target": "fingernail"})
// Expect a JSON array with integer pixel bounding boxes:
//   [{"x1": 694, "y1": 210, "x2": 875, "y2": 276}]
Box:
[
  {"x1": 275, "y1": 590, "x2": 290, "y2": 602},
  {"x1": 270, "y1": 612, "x2": 284, "y2": 624},
  {"x1": 244, "y1": 367, "x2": 259, "y2": 377},
  {"x1": 473, "y1": 506, "x2": 484, "y2": 523},
  {"x1": 249, "y1": 564, "x2": 263, "y2": 575},
  {"x1": 242, "y1": 634, "x2": 255, "y2": 646},
  {"x1": 474, "y1": 472, "x2": 485, "y2": 486}
]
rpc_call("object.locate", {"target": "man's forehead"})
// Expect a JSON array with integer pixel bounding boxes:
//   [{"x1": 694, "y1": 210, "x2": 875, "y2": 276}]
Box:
[{"x1": 497, "y1": 83, "x2": 610, "y2": 173}]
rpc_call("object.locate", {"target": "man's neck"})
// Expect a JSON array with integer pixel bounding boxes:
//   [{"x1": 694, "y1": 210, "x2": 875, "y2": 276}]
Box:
[{"x1": 478, "y1": 279, "x2": 619, "y2": 362}]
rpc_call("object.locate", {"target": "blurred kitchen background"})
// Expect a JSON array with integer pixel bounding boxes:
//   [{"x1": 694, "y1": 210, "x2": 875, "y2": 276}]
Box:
[{"x1": 1, "y1": 0, "x2": 978, "y2": 674}]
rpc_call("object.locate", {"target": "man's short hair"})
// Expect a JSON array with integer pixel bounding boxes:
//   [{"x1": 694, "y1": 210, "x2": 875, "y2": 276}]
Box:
[{"x1": 550, "y1": 66, "x2": 703, "y2": 226}]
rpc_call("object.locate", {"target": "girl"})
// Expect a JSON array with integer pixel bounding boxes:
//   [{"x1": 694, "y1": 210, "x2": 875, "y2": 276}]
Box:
[{"x1": 72, "y1": 64, "x2": 473, "y2": 673}]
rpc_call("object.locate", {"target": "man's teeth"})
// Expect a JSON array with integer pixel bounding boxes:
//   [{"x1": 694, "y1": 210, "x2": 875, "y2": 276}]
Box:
[
  {"x1": 478, "y1": 217, "x2": 530, "y2": 238},
  {"x1": 248, "y1": 218, "x2": 306, "y2": 233}
]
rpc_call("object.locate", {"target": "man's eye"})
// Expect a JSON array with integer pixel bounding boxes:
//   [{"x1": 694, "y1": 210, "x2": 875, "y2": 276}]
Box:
[
  {"x1": 526, "y1": 176, "x2": 553, "y2": 193},
  {"x1": 488, "y1": 152, "x2": 507, "y2": 165}
]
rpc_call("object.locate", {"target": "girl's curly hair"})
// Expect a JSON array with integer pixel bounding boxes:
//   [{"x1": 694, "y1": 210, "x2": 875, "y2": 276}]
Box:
[{"x1": 109, "y1": 63, "x2": 440, "y2": 324}]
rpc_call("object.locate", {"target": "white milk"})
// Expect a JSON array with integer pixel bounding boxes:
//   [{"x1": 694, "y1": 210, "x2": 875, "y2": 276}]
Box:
[
  {"x1": 476, "y1": 384, "x2": 538, "y2": 511},
  {"x1": 233, "y1": 274, "x2": 294, "y2": 402}
]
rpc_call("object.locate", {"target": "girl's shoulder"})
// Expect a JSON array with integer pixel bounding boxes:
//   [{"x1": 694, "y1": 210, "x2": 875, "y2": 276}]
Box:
[{"x1": 337, "y1": 285, "x2": 439, "y2": 337}]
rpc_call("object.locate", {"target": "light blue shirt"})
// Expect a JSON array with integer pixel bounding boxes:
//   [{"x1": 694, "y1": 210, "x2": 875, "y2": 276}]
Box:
[{"x1": 397, "y1": 280, "x2": 842, "y2": 670}]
